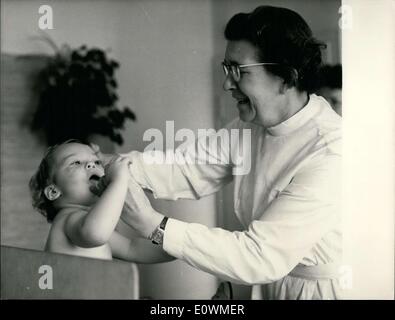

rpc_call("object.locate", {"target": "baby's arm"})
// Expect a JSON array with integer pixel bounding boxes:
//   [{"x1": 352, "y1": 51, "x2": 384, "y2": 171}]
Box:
[
  {"x1": 64, "y1": 157, "x2": 130, "y2": 248},
  {"x1": 109, "y1": 231, "x2": 175, "y2": 263}
]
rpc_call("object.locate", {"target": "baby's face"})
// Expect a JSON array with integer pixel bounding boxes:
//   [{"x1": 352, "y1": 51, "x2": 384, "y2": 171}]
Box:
[{"x1": 51, "y1": 143, "x2": 105, "y2": 207}]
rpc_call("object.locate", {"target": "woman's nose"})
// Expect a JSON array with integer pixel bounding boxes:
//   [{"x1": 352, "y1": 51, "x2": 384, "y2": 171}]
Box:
[{"x1": 223, "y1": 73, "x2": 237, "y2": 91}]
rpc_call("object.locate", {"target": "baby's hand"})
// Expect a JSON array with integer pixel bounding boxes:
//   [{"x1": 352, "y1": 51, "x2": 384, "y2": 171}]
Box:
[{"x1": 105, "y1": 156, "x2": 131, "y2": 184}]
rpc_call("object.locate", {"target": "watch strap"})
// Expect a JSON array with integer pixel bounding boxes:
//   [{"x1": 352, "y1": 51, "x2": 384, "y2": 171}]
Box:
[{"x1": 159, "y1": 216, "x2": 168, "y2": 230}]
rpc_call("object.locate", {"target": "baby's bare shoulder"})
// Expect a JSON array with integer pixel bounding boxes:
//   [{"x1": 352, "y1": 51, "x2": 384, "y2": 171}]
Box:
[
  {"x1": 45, "y1": 209, "x2": 87, "y2": 251},
  {"x1": 51, "y1": 208, "x2": 87, "y2": 229}
]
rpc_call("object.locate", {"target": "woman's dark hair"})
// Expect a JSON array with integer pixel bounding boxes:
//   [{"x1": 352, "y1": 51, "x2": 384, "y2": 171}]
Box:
[
  {"x1": 318, "y1": 64, "x2": 342, "y2": 89},
  {"x1": 224, "y1": 6, "x2": 326, "y2": 93}
]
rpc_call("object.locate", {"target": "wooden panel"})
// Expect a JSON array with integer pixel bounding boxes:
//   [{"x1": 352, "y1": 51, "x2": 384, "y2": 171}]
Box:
[
  {"x1": 1, "y1": 54, "x2": 51, "y2": 250},
  {"x1": 1, "y1": 245, "x2": 139, "y2": 299}
]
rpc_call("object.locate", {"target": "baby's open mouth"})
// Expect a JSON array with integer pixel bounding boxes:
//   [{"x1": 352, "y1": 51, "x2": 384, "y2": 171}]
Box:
[
  {"x1": 89, "y1": 174, "x2": 101, "y2": 184},
  {"x1": 89, "y1": 174, "x2": 105, "y2": 196}
]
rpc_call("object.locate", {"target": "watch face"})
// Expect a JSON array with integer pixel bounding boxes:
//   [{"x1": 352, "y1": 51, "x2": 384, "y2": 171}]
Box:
[{"x1": 151, "y1": 229, "x2": 164, "y2": 245}]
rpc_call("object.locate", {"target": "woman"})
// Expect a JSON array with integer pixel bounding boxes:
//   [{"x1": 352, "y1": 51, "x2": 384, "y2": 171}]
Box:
[{"x1": 107, "y1": 6, "x2": 342, "y2": 300}]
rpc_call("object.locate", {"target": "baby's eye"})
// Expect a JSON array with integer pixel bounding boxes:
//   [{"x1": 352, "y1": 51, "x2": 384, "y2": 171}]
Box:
[
  {"x1": 71, "y1": 160, "x2": 81, "y2": 166},
  {"x1": 95, "y1": 160, "x2": 102, "y2": 166}
]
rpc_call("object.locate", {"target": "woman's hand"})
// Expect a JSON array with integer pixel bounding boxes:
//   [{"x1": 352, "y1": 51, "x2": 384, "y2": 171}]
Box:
[{"x1": 121, "y1": 172, "x2": 164, "y2": 239}]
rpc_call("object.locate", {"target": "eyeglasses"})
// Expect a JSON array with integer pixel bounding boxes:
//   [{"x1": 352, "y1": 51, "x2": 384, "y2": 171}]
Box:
[{"x1": 222, "y1": 61, "x2": 280, "y2": 82}]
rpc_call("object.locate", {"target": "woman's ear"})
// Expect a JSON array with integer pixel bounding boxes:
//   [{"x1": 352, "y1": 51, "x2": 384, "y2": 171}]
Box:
[
  {"x1": 44, "y1": 184, "x2": 62, "y2": 201},
  {"x1": 288, "y1": 69, "x2": 299, "y2": 88},
  {"x1": 280, "y1": 69, "x2": 299, "y2": 93}
]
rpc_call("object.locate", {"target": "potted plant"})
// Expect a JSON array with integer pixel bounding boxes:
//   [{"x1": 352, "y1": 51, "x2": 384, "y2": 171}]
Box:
[{"x1": 30, "y1": 43, "x2": 135, "y2": 146}]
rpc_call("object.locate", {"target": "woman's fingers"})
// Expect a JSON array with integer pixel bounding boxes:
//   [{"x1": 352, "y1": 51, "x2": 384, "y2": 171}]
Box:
[
  {"x1": 125, "y1": 174, "x2": 153, "y2": 209},
  {"x1": 90, "y1": 143, "x2": 100, "y2": 153}
]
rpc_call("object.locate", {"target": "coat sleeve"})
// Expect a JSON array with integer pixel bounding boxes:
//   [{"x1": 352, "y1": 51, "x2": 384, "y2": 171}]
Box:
[{"x1": 121, "y1": 119, "x2": 246, "y2": 200}]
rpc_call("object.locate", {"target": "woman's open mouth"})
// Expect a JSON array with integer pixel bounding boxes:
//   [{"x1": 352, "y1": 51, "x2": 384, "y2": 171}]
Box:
[
  {"x1": 233, "y1": 94, "x2": 249, "y2": 106},
  {"x1": 237, "y1": 98, "x2": 249, "y2": 105}
]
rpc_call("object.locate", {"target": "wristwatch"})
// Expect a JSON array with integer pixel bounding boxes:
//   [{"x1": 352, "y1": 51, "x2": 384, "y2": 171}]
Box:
[{"x1": 148, "y1": 216, "x2": 168, "y2": 245}]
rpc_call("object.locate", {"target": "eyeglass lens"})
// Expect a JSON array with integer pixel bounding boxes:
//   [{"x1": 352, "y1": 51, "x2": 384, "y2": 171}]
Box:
[{"x1": 222, "y1": 63, "x2": 240, "y2": 81}]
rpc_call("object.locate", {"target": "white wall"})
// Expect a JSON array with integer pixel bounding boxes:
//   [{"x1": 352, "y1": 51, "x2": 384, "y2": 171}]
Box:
[
  {"x1": 342, "y1": 0, "x2": 394, "y2": 299},
  {"x1": 1, "y1": 0, "x2": 122, "y2": 56}
]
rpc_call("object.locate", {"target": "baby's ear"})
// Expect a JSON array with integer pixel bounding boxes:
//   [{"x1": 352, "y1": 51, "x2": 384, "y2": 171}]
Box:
[{"x1": 44, "y1": 184, "x2": 62, "y2": 201}]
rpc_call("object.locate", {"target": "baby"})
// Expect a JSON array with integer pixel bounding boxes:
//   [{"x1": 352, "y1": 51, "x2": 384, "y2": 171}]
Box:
[{"x1": 29, "y1": 140, "x2": 171, "y2": 262}]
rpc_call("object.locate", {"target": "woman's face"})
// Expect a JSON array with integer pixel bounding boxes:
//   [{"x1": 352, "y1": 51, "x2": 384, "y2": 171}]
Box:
[{"x1": 223, "y1": 40, "x2": 285, "y2": 127}]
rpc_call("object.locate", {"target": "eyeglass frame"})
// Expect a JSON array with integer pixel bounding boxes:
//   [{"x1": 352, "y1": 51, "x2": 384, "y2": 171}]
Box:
[{"x1": 221, "y1": 61, "x2": 280, "y2": 82}]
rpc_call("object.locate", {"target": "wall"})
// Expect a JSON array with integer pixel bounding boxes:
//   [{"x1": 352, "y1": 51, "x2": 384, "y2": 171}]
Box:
[
  {"x1": 0, "y1": 54, "x2": 50, "y2": 250},
  {"x1": 341, "y1": 0, "x2": 394, "y2": 299}
]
